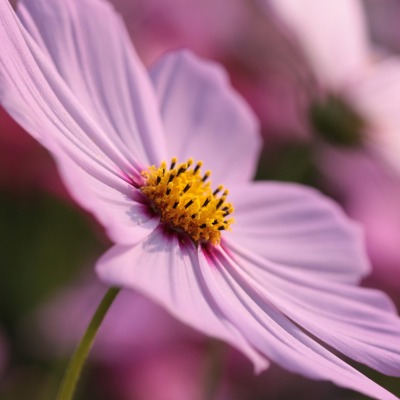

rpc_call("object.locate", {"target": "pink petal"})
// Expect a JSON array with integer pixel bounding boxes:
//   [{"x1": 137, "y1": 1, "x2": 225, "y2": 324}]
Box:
[
  {"x1": 346, "y1": 57, "x2": 400, "y2": 175},
  {"x1": 226, "y1": 241, "x2": 400, "y2": 377},
  {"x1": 54, "y1": 156, "x2": 160, "y2": 244},
  {"x1": 96, "y1": 227, "x2": 269, "y2": 372},
  {"x1": 18, "y1": 0, "x2": 167, "y2": 166},
  {"x1": 149, "y1": 50, "x2": 261, "y2": 184},
  {"x1": 0, "y1": 0, "x2": 135, "y2": 176},
  {"x1": 0, "y1": 0, "x2": 161, "y2": 243},
  {"x1": 225, "y1": 182, "x2": 370, "y2": 283},
  {"x1": 200, "y1": 244, "x2": 399, "y2": 400},
  {"x1": 265, "y1": 0, "x2": 369, "y2": 87},
  {"x1": 96, "y1": 190, "x2": 400, "y2": 398},
  {"x1": 318, "y1": 145, "x2": 400, "y2": 289}
]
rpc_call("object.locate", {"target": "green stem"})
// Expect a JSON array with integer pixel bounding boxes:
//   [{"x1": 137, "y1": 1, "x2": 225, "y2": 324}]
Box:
[
  {"x1": 202, "y1": 339, "x2": 226, "y2": 400},
  {"x1": 56, "y1": 287, "x2": 120, "y2": 400}
]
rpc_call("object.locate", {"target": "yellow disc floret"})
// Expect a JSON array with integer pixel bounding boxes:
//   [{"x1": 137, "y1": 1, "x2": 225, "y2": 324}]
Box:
[{"x1": 140, "y1": 158, "x2": 234, "y2": 245}]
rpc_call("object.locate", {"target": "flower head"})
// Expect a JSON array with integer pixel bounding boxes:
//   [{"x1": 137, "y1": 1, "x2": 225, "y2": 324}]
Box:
[
  {"x1": 2, "y1": 0, "x2": 400, "y2": 399},
  {"x1": 263, "y1": 0, "x2": 400, "y2": 156},
  {"x1": 260, "y1": 0, "x2": 400, "y2": 290},
  {"x1": 140, "y1": 157, "x2": 234, "y2": 246}
]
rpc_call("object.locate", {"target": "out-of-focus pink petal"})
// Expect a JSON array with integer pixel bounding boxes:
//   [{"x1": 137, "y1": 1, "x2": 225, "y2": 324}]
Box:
[
  {"x1": 115, "y1": 346, "x2": 231, "y2": 400},
  {"x1": 346, "y1": 57, "x2": 400, "y2": 175},
  {"x1": 96, "y1": 226, "x2": 269, "y2": 372},
  {"x1": 318, "y1": 146, "x2": 400, "y2": 290},
  {"x1": 363, "y1": 0, "x2": 400, "y2": 54},
  {"x1": 264, "y1": 0, "x2": 369, "y2": 87},
  {"x1": 150, "y1": 50, "x2": 261, "y2": 184},
  {"x1": 18, "y1": 0, "x2": 167, "y2": 166},
  {"x1": 225, "y1": 182, "x2": 370, "y2": 283},
  {"x1": 37, "y1": 275, "x2": 200, "y2": 363},
  {"x1": 109, "y1": 0, "x2": 250, "y2": 66},
  {"x1": 233, "y1": 73, "x2": 311, "y2": 142},
  {"x1": 200, "y1": 244, "x2": 399, "y2": 400}
]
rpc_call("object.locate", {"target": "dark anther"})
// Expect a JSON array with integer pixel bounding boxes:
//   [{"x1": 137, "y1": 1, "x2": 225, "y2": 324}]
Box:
[
  {"x1": 218, "y1": 226, "x2": 225, "y2": 231},
  {"x1": 191, "y1": 213, "x2": 197, "y2": 219},
  {"x1": 156, "y1": 176, "x2": 161, "y2": 185},
  {"x1": 166, "y1": 187, "x2": 171, "y2": 195},
  {"x1": 168, "y1": 173, "x2": 175, "y2": 184},
  {"x1": 170, "y1": 160, "x2": 176, "y2": 170},
  {"x1": 202, "y1": 173, "x2": 210, "y2": 182},
  {"x1": 202, "y1": 197, "x2": 211, "y2": 207},
  {"x1": 216, "y1": 198, "x2": 224, "y2": 209},
  {"x1": 194, "y1": 163, "x2": 201, "y2": 173},
  {"x1": 177, "y1": 166, "x2": 187, "y2": 176},
  {"x1": 200, "y1": 223, "x2": 207, "y2": 228},
  {"x1": 185, "y1": 199, "x2": 194, "y2": 208},
  {"x1": 212, "y1": 220, "x2": 218, "y2": 225},
  {"x1": 213, "y1": 187, "x2": 222, "y2": 195},
  {"x1": 173, "y1": 201, "x2": 179, "y2": 209},
  {"x1": 183, "y1": 183, "x2": 191, "y2": 193}
]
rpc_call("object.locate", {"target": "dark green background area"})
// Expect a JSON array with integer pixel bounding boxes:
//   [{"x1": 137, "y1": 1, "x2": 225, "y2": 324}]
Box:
[{"x1": 0, "y1": 191, "x2": 109, "y2": 400}]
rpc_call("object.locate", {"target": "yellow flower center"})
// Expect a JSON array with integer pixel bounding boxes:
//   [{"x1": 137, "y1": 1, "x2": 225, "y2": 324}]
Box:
[{"x1": 140, "y1": 158, "x2": 234, "y2": 245}]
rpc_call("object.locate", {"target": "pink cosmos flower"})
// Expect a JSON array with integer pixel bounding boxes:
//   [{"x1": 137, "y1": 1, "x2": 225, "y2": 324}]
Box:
[
  {"x1": 260, "y1": 0, "x2": 400, "y2": 289},
  {"x1": 264, "y1": 0, "x2": 369, "y2": 91},
  {"x1": 1, "y1": 0, "x2": 400, "y2": 399},
  {"x1": 262, "y1": 0, "x2": 400, "y2": 167}
]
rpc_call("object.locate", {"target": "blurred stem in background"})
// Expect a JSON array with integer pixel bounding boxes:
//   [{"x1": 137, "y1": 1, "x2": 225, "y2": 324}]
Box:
[{"x1": 202, "y1": 339, "x2": 226, "y2": 400}]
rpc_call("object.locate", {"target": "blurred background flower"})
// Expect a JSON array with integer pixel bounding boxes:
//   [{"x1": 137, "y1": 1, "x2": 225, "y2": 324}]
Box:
[
  {"x1": 1, "y1": 0, "x2": 400, "y2": 399},
  {"x1": 363, "y1": 0, "x2": 400, "y2": 55}
]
